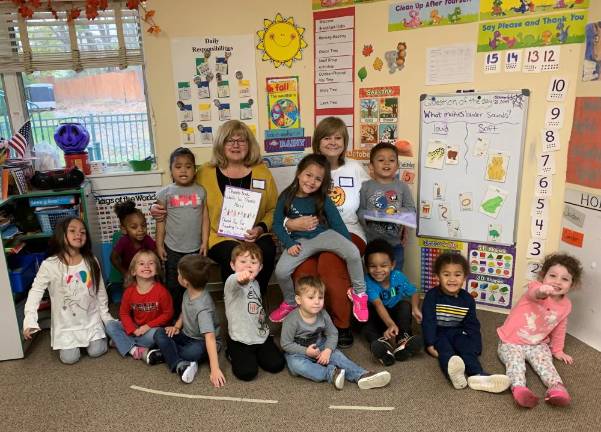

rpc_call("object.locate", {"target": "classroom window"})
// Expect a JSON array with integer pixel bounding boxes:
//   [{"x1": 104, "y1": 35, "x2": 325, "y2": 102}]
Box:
[
  {"x1": 0, "y1": 76, "x2": 11, "y2": 139},
  {"x1": 0, "y1": 4, "x2": 153, "y2": 165}
]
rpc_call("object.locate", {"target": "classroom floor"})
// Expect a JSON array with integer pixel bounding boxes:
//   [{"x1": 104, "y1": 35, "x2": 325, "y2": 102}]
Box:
[{"x1": 2, "y1": 303, "x2": 601, "y2": 432}]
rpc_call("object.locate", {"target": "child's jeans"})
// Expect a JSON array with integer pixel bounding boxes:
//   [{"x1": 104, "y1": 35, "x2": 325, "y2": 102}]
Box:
[
  {"x1": 434, "y1": 327, "x2": 483, "y2": 377},
  {"x1": 275, "y1": 230, "x2": 365, "y2": 305},
  {"x1": 497, "y1": 341, "x2": 563, "y2": 388},
  {"x1": 285, "y1": 342, "x2": 367, "y2": 384},
  {"x1": 105, "y1": 320, "x2": 158, "y2": 357},
  {"x1": 154, "y1": 328, "x2": 206, "y2": 371},
  {"x1": 59, "y1": 338, "x2": 107, "y2": 365},
  {"x1": 165, "y1": 246, "x2": 198, "y2": 320}
]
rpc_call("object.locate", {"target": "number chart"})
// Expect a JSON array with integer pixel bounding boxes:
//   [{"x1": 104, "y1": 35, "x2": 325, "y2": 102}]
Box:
[
  {"x1": 419, "y1": 237, "x2": 466, "y2": 293},
  {"x1": 467, "y1": 242, "x2": 516, "y2": 309}
]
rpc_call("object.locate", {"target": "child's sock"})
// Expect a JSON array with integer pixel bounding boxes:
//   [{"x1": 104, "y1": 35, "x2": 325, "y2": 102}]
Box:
[
  {"x1": 467, "y1": 374, "x2": 511, "y2": 393},
  {"x1": 545, "y1": 384, "x2": 571, "y2": 407},
  {"x1": 512, "y1": 386, "x2": 539, "y2": 408},
  {"x1": 447, "y1": 355, "x2": 467, "y2": 389}
]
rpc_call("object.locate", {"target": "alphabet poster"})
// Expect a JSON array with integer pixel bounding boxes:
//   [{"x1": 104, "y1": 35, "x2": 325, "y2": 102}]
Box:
[
  {"x1": 171, "y1": 34, "x2": 259, "y2": 147},
  {"x1": 218, "y1": 186, "x2": 262, "y2": 240}
]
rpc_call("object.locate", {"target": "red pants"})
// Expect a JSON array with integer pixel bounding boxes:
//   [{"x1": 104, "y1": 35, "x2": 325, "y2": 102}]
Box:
[{"x1": 292, "y1": 234, "x2": 366, "y2": 329}]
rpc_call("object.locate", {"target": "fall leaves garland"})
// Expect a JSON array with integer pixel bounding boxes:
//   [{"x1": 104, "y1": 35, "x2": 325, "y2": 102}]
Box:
[{"x1": 6, "y1": 0, "x2": 160, "y2": 34}]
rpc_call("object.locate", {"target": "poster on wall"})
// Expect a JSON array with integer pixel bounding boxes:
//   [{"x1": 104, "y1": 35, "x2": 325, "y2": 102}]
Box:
[
  {"x1": 312, "y1": 0, "x2": 386, "y2": 10},
  {"x1": 257, "y1": 14, "x2": 308, "y2": 68},
  {"x1": 314, "y1": 7, "x2": 355, "y2": 146},
  {"x1": 566, "y1": 97, "x2": 601, "y2": 189},
  {"x1": 419, "y1": 237, "x2": 466, "y2": 293},
  {"x1": 466, "y1": 242, "x2": 515, "y2": 310},
  {"x1": 479, "y1": 0, "x2": 589, "y2": 21},
  {"x1": 583, "y1": 22, "x2": 601, "y2": 81},
  {"x1": 388, "y1": 0, "x2": 479, "y2": 32},
  {"x1": 477, "y1": 10, "x2": 587, "y2": 52},
  {"x1": 358, "y1": 86, "x2": 399, "y2": 152},
  {"x1": 171, "y1": 35, "x2": 259, "y2": 147},
  {"x1": 266, "y1": 77, "x2": 301, "y2": 130}
]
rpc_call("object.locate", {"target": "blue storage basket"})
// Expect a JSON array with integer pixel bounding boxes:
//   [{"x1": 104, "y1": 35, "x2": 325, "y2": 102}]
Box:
[
  {"x1": 35, "y1": 208, "x2": 79, "y2": 234},
  {"x1": 8, "y1": 254, "x2": 37, "y2": 293}
]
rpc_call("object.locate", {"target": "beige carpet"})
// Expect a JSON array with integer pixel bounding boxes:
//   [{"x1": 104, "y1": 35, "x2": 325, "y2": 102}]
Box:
[{"x1": 2, "y1": 304, "x2": 601, "y2": 432}]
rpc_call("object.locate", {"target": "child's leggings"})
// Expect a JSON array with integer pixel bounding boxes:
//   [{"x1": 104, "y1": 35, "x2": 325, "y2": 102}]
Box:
[
  {"x1": 274, "y1": 230, "x2": 365, "y2": 305},
  {"x1": 497, "y1": 341, "x2": 563, "y2": 388}
]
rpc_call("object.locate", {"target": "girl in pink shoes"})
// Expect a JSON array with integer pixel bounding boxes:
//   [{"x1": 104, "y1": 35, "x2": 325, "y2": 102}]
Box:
[
  {"x1": 270, "y1": 154, "x2": 368, "y2": 323},
  {"x1": 497, "y1": 253, "x2": 583, "y2": 408}
]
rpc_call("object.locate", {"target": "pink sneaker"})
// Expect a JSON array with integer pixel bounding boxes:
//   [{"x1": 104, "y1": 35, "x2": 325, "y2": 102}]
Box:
[
  {"x1": 347, "y1": 289, "x2": 368, "y2": 322},
  {"x1": 545, "y1": 384, "x2": 571, "y2": 406},
  {"x1": 512, "y1": 386, "x2": 539, "y2": 408},
  {"x1": 269, "y1": 302, "x2": 297, "y2": 323},
  {"x1": 131, "y1": 346, "x2": 148, "y2": 360}
]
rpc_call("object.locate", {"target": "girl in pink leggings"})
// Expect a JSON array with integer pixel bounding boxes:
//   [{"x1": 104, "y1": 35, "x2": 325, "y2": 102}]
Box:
[{"x1": 497, "y1": 253, "x2": 583, "y2": 408}]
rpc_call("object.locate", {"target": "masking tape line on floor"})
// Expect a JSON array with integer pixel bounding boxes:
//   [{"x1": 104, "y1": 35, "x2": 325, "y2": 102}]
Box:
[
  {"x1": 130, "y1": 385, "x2": 278, "y2": 404},
  {"x1": 329, "y1": 405, "x2": 395, "y2": 411}
]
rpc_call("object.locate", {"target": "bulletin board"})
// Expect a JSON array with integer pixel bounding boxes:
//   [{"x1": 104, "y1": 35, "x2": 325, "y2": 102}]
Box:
[{"x1": 417, "y1": 91, "x2": 529, "y2": 245}]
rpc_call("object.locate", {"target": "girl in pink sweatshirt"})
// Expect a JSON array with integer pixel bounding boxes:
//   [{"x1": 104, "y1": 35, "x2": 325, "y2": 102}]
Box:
[{"x1": 497, "y1": 253, "x2": 582, "y2": 408}]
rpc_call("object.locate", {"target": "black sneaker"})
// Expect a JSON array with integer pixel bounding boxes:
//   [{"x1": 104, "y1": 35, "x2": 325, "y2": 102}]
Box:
[
  {"x1": 370, "y1": 337, "x2": 395, "y2": 366},
  {"x1": 145, "y1": 349, "x2": 164, "y2": 366},
  {"x1": 393, "y1": 334, "x2": 422, "y2": 362},
  {"x1": 337, "y1": 327, "x2": 354, "y2": 349}
]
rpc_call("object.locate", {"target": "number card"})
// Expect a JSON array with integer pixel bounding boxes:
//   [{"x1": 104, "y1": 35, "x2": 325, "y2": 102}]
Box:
[
  {"x1": 537, "y1": 152, "x2": 556, "y2": 175},
  {"x1": 218, "y1": 186, "x2": 261, "y2": 240},
  {"x1": 540, "y1": 46, "x2": 560, "y2": 72},
  {"x1": 535, "y1": 175, "x2": 552, "y2": 198},
  {"x1": 531, "y1": 215, "x2": 549, "y2": 239},
  {"x1": 544, "y1": 105, "x2": 565, "y2": 128},
  {"x1": 504, "y1": 50, "x2": 522, "y2": 73},
  {"x1": 541, "y1": 129, "x2": 560, "y2": 152},
  {"x1": 484, "y1": 52, "x2": 501, "y2": 74},
  {"x1": 523, "y1": 48, "x2": 542, "y2": 73},
  {"x1": 525, "y1": 260, "x2": 543, "y2": 280},
  {"x1": 526, "y1": 238, "x2": 545, "y2": 259},
  {"x1": 547, "y1": 77, "x2": 568, "y2": 102},
  {"x1": 401, "y1": 170, "x2": 416, "y2": 184},
  {"x1": 531, "y1": 198, "x2": 549, "y2": 217}
]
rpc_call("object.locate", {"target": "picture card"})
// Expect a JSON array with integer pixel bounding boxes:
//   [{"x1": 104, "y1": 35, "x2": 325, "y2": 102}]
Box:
[
  {"x1": 479, "y1": 186, "x2": 508, "y2": 219},
  {"x1": 425, "y1": 139, "x2": 446, "y2": 170},
  {"x1": 485, "y1": 152, "x2": 509, "y2": 183}
]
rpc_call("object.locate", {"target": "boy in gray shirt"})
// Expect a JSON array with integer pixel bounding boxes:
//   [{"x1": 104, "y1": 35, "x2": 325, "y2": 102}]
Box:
[
  {"x1": 358, "y1": 142, "x2": 416, "y2": 271},
  {"x1": 224, "y1": 243, "x2": 285, "y2": 381},
  {"x1": 150, "y1": 255, "x2": 224, "y2": 386},
  {"x1": 281, "y1": 276, "x2": 391, "y2": 390}
]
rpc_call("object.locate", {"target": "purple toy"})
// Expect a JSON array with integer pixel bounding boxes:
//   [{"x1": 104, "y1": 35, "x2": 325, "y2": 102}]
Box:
[{"x1": 54, "y1": 123, "x2": 90, "y2": 154}]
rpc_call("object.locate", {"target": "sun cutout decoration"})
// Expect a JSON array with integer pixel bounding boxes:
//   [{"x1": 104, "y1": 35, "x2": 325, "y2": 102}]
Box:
[{"x1": 257, "y1": 13, "x2": 307, "y2": 68}]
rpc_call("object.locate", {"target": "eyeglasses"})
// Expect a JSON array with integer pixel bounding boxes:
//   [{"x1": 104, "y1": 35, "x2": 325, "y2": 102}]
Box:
[{"x1": 225, "y1": 138, "x2": 248, "y2": 147}]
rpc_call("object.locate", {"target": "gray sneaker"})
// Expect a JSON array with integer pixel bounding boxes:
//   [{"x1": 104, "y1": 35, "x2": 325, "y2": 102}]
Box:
[
  {"x1": 357, "y1": 370, "x2": 391, "y2": 390},
  {"x1": 332, "y1": 367, "x2": 345, "y2": 390}
]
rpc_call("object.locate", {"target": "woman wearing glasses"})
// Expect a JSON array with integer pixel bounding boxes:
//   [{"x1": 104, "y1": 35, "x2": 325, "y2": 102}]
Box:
[{"x1": 152, "y1": 120, "x2": 277, "y2": 295}]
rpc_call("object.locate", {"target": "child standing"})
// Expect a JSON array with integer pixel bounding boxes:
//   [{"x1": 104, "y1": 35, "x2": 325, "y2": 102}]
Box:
[
  {"x1": 156, "y1": 147, "x2": 209, "y2": 319},
  {"x1": 363, "y1": 239, "x2": 422, "y2": 366},
  {"x1": 110, "y1": 199, "x2": 156, "y2": 278},
  {"x1": 105, "y1": 250, "x2": 173, "y2": 360},
  {"x1": 271, "y1": 154, "x2": 368, "y2": 323},
  {"x1": 358, "y1": 142, "x2": 416, "y2": 271},
  {"x1": 422, "y1": 252, "x2": 510, "y2": 393},
  {"x1": 281, "y1": 276, "x2": 391, "y2": 390},
  {"x1": 150, "y1": 254, "x2": 225, "y2": 386},
  {"x1": 224, "y1": 243, "x2": 285, "y2": 381},
  {"x1": 23, "y1": 217, "x2": 114, "y2": 364},
  {"x1": 497, "y1": 253, "x2": 582, "y2": 408}
]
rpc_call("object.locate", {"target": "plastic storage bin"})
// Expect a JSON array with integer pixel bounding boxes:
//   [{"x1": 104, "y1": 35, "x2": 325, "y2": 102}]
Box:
[
  {"x1": 35, "y1": 208, "x2": 79, "y2": 234},
  {"x1": 8, "y1": 254, "x2": 37, "y2": 294}
]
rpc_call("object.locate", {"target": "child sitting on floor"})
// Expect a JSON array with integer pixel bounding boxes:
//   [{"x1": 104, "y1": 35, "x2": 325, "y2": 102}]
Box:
[{"x1": 281, "y1": 275, "x2": 391, "y2": 390}]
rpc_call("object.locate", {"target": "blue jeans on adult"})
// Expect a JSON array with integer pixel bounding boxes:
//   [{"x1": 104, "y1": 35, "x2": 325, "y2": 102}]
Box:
[
  {"x1": 104, "y1": 320, "x2": 159, "y2": 357},
  {"x1": 393, "y1": 244, "x2": 404, "y2": 272},
  {"x1": 285, "y1": 342, "x2": 367, "y2": 384},
  {"x1": 154, "y1": 328, "x2": 206, "y2": 372}
]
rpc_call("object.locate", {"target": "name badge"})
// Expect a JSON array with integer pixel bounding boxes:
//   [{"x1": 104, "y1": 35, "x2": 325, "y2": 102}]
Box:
[
  {"x1": 252, "y1": 178, "x2": 266, "y2": 190},
  {"x1": 339, "y1": 176, "x2": 354, "y2": 187}
]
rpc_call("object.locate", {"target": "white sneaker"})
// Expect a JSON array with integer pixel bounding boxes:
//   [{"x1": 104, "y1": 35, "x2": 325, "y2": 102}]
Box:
[
  {"x1": 447, "y1": 356, "x2": 467, "y2": 389},
  {"x1": 357, "y1": 371, "x2": 391, "y2": 390},
  {"x1": 179, "y1": 361, "x2": 198, "y2": 384},
  {"x1": 332, "y1": 367, "x2": 345, "y2": 390},
  {"x1": 467, "y1": 374, "x2": 511, "y2": 393}
]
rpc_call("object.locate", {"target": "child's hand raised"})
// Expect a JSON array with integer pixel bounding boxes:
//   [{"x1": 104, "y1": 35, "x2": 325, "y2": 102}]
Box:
[
  {"x1": 288, "y1": 244, "x2": 302, "y2": 256},
  {"x1": 236, "y1": 270, "x2": 255, "y2": 285},
  {"x1": 210, "y1": 367, "x2": 226, "y2": 388},
  {"x1": 538, "y1": 284, "x2": 556, "y2": 297},
  {"x1": 306, "y1": 344, "x2": 320, "y2": 358},
  {"x1": 316, "y1": 348, "x2": 332, "y2": 365}
]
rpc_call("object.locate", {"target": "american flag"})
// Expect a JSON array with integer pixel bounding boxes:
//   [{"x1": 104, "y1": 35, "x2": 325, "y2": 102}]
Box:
[{"x1": 8, "y1": 120, "x2": 33, "y2": 159}]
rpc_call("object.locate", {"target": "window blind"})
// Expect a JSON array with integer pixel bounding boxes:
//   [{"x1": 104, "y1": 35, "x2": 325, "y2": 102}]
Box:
[{"x1": 0, "y1": 2, "x2": 143, "y2": 73}]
